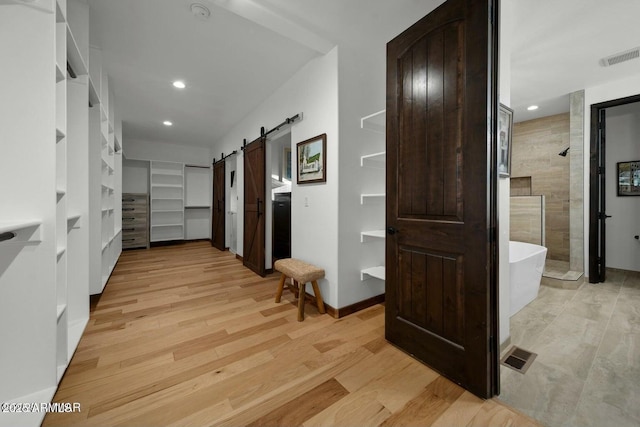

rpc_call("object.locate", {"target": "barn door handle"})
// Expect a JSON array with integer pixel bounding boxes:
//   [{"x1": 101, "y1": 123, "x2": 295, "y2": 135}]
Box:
[
  {"x1": 635, "y1": 235, "x2": 639, "y2": 240},
  {"x1": 387, "y1": 227, "x2": 398, "y2": 235},
  {"x1": 257, "y1": 198, "x2": 262, "y2": 217}
]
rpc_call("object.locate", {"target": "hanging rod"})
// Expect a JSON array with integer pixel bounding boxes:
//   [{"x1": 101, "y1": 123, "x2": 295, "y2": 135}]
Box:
[
  {"x1": 240, "y1": 113, "x2": 302, "y2": 151},
  {"x1": 185, "y1": 164, "x2": 211, "y2": 169}
]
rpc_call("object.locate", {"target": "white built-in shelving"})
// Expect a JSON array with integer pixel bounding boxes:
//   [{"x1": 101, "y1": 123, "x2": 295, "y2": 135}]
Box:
[
  {"x1": 184, "y1": 165, "x2": 212, "y2": 240},
  {"x1": 0, "y1": 1, "x2": 121, "y2": 424},
  {"x1": 150, "y1": 161, "x2": 185, "y2": 242},
  {"x1": 360, "y1": 109, "x2": 386, "y2": 283}
]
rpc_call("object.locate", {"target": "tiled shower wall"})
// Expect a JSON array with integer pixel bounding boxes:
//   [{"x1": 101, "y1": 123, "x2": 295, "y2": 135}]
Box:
[{"x1": 512, "y1": 113, "x2": 570, "y2": 261}]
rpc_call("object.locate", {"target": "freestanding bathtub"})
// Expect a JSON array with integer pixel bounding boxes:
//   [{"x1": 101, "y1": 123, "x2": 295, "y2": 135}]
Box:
[{"x1": 509, "y1": 241, "x2": 547, "y2": 316}]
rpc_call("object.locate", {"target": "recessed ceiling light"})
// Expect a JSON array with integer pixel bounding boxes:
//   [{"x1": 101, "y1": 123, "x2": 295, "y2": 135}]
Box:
[
  {"x1": 163, "y1": 121, "x2": 173, "y2": 126},
  {"x1": 527, "y1": 105, "x2": 539, "y2": 111},
  {"x1": 172, "y1": 80, "x2": 186, "y2": 89}
]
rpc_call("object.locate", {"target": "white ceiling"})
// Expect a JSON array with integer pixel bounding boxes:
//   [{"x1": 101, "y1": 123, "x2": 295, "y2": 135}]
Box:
[{"x1": 88, "y1": 0, "x2": 640, "y2": 146}]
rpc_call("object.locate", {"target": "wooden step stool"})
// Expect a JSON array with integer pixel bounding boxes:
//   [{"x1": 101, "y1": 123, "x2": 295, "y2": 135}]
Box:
[{"x1": 274, "y1": 258, "x2": 326, "y2": 321}]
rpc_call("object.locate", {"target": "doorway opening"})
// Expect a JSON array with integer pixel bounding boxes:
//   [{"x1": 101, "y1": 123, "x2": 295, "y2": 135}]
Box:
[
  {"x1": 268, "y1": 131, "x2": 292, "y2": 262},
  {"x1": 589, "y1": 93, "x2": 640, "y2": 282}
]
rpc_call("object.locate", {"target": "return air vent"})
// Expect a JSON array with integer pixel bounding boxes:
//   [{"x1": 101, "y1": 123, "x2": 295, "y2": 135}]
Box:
[
  {"x1": 600, "y1": 47, "x2": 640, "y2": 67},
  {"x1": 501, "y1": 346, "x2": 537, "y2": 374}
]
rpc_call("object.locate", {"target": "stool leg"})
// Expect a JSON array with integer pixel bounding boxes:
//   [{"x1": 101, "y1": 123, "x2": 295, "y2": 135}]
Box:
[
  {"x1": 297, "y1": 281, "x2": 306, "y2": 322},
  {"x1": 311, "y1": 280, "x2": 325, "y2": 314},
  {"x1": 275, "y1": 273, "x2": 286, "y2": 303}
]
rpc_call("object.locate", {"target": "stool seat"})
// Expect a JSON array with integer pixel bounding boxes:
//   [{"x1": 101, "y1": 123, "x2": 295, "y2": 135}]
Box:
[{"x1": 274, "y1": 258, "x2": 325, "y2": 321}]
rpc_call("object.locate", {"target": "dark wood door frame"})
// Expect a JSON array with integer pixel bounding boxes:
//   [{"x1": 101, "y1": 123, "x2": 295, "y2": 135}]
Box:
[
  {"x1": 588, "y1": 93, "x2": 640, "y2": 283},
  {"x1": 385, "y1": 0, "x2": 499, "y2": 399},
  {"x1": 211, "y1": 159, "x2": 226, "y2": 251}
]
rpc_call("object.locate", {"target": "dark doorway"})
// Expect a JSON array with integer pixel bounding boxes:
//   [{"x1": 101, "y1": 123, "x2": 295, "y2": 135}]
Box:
[
  {"x1": 385, "y1": 0, "x2": 499, "y2": 398},
  {"x1": 272, "y1": 192, "x2": 291, "y2": 260},
  {"x1": 588, "y1": 93, "x2": 640, "y2": 283},
  {"x1": 243, "y1": 136, "x2": 267, "y2": 276},
  {"x1": 211, "y1": 159, "x2": 226, "y2": 251}
]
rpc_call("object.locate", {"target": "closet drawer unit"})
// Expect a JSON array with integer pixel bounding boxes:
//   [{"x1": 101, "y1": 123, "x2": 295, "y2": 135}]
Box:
[{"x1": 122, "y1": 193, "x2": 149, "y2": 249}]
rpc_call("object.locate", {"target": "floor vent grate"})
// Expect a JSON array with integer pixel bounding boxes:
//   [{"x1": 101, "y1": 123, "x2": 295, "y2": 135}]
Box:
[{"x1": 501, "y1": 346, "x2": 537, "y2": 374}]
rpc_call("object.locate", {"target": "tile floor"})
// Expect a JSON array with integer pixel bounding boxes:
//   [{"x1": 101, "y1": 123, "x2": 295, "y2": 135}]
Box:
[{"x1": 499, "y1": 269, "x2": 640, "y2": 427}]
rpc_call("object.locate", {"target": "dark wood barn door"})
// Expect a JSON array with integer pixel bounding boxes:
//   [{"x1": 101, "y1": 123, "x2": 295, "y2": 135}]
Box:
[
  {"x1": 243, "y1": 137, "x2": 266, "y2": 276},
  {"x1": 385, "y1": 0, "x2": 499, "y2": 398},
  {"x1": 211, "y1": 159, "x2": 226, "y2": 251}
]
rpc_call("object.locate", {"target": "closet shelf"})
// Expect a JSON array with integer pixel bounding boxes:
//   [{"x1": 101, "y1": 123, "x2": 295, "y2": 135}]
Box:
[
  {"x1": 360, "y1": 193, "x2": 385, "y2": 204},
  {"x1": 0, "y1": 0, "x2": 54, "y2": 13},
  {"x1": 56, "y1": 246, "x2": 66, "y2": 258},
  {"x1": 66, "y1": 25, "x2": 87, "y2": 76},
  {"x1": 185, "y1": 205, "x2": 210, "y2": 209},
  {"x1": 152, "y1": 209, "x2": 184, "y2": 213},
  {"x1": 361, "y1": 266, "x2": 385, "y2": 281},
  {"x1": 0, "y1": 220, "x2": 42, "y2": 243},
  {"x1": 88, "y1": 77, "x2": 100, "y2": 106},
  {"x1": 56, "y1": 304, "x2": 67, "y2": 321},
  {"x1": 151, "y1": 223, "x2": 184, "y2": 228},
  {"x1": 360, "y1": 109, "x2": 386, "y2": 134},
  {"x1": 56, "y1": 128, "x2": 66, "y2": 143},
  {"x1": 360, "y1": 230, "x2": 386, "y2": 242},
  {"x1": 360, "y1": 151, "x2": 386, "y2": 168},
  {"x1": 56, "y1": 63, "x2": 65, "y2": 83},
  {"x1": 56, "y1": 188, "x2": 67, "y2": 197},
  {"x1": 151, "y1": 183, "x2": 183, "y2": 188}
]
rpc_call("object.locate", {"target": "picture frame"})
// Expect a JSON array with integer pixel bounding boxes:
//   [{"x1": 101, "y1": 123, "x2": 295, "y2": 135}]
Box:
[
  {"x1": 498, "y1": 103, "x2": 514, "y2": 178},
  {"x1": 283, "y1": 147, "x2": 291, "y2": 180},
  {"x1": 296, "y1": 133, "x2": 326, "y2": 184},
  {"x1": 617, "y1": 160, "x2": 640, "y2": 196}
]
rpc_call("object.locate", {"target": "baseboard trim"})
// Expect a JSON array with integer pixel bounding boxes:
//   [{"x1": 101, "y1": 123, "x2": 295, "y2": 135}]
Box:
[
  {"x1": 235, "y1": 254, "x2": 243, "y2": 261},
  {"x1": 323, "y1": 294, "x2": 386, "y2": 319},
  {"x1": 500, "y1": 336, "x2": 512, "y2": 355}
]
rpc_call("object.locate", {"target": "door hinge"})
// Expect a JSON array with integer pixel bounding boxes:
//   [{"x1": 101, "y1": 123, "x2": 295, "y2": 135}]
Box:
[{"x1": 598, "y1": 166, "x2": 605, "y2": 174}]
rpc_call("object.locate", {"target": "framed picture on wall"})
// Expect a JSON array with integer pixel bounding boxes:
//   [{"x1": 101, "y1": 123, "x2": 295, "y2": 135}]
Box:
[
  {"x1": 617, "y1": 160, "x2": 640, "y2": 196},
  {"x1": 296, "y1": 133, "x2": 326, "y2": 184},
  {"x1": 498, "y1": 103, "x2": 514, "y2": 178}
]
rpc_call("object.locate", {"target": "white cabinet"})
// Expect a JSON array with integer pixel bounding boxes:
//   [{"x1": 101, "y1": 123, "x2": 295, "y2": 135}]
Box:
[
  {"x1": 150, "y1": 161, "x2": 185, "y2": 242},
  {"x1": 360, "y1": 110, "x2": 386, "y2": 282}
]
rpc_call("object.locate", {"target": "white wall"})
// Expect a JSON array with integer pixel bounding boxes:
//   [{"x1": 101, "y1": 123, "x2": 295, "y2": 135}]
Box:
[
  {"x1": 215, "y1": 47, "x2": 340, "y2": 307},
  {"x1": 122, "y1": 158, "x2": 149, "y2": 194},
  {"x1": 605, "y1": 103, "x2": 640, "y2": 272},
  {"x1": 584, "y1": 74, "x2": 640, "y2": 277},
  {"x1": 125, "y1": 138, "x2": 212, "y2": 166},
  {"x1": 499, "y1": 0, "x2": 515, "y2": 346}
]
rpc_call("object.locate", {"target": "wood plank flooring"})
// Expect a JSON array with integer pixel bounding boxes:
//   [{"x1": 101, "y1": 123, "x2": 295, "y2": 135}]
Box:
[{"x1": 44, "y1": 241, "x2": 541, "y2": 426}]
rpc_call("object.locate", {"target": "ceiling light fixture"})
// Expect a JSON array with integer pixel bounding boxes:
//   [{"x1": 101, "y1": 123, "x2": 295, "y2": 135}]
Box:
[
  {"x1": 527, "y1": 105, "x2": 539, "y2": 111},
  {"x1": 172, "y1": 80, "x2": 186, "y2": 89},
  {"x1": 190, "y1": 3, "x2": 211, "y2": 20},
  {"x1": 163, "y1": 121, "x2": 173, "y2": 126}
]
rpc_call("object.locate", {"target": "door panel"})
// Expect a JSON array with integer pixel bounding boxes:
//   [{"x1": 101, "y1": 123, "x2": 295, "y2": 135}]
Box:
[
  {"x1": 386, "y1": 0, "x2": 498, "y2": 398},
  {"x1": 211, "y1": 160, "x2": 225, "y2": 250},
  {"x1": 243, "y1": 137, "x2": 266, "y2": 276}
]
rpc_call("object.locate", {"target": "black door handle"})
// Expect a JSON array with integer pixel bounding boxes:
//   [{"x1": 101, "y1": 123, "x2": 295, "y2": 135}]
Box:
[
  {"x1": 635, "y1": 235, "x2": 639, "y2": 240},
  {"x1": 387, "y1": 227, "x2": 397, "y2": 235},
  {"x1": 257, "y1": 198, "x2": 262, "y2": 217}
]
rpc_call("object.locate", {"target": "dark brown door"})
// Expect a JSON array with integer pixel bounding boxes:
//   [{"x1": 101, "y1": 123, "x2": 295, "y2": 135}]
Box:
[
  {"x1": 211, "y1": 160, "x2": 226, "y2": 250},
  {"x1": 243, "y1": 137, "x2": 266, "y2": 276},
  {"x1": 385, "y1": 0, "x2": 499, "y2": 398}
]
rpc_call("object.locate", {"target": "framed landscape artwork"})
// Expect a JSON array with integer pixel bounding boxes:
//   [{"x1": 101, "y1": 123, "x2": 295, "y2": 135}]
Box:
[
  {"x1": 498, "y1": 104, "x2": 514, "y2": 178},
  {"x1": 296, "y1": 133, "x2": 326, "y2": 184}
]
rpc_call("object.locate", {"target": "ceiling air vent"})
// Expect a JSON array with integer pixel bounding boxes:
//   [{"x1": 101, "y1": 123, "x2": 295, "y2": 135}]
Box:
[{"x1": 600, "y1": 47, "x2": 640, "y2": 67}]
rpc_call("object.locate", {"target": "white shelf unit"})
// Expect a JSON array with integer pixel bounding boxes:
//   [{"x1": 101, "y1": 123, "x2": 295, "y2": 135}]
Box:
[
  {"x1": 0, "y1": 0, "x2": 103, "y2": 424},
  {"x1": 150, "y1": 161, "x2": 185, "y2": 242},
  {"x1": 184, "y1": 165, "x2": 212, "y2": 240},
  {"x1": 87, "y1": 45, "x2": 122, "y2": 295},
  {"x1": 360, "y1": 110, "x2": 386, "y2": 283}
]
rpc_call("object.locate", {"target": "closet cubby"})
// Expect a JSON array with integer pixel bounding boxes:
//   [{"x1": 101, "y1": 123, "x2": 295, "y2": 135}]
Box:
[
  {"x1": 150, "y1": 161, "x2": 185, "y2": 242},
  {"x1": 359, "y1": 109, "x2": 386, "y2": 282}
]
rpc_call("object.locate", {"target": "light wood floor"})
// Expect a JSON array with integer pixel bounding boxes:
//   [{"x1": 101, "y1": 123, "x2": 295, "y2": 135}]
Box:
[{"x1": 44, "y1": 241, "x2": 541, "y2": 427}]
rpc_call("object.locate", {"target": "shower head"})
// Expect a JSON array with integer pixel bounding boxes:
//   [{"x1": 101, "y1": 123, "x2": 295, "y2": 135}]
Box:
[{"x1": 559, "y1": 147, "x2": 570, "y2": 157}]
